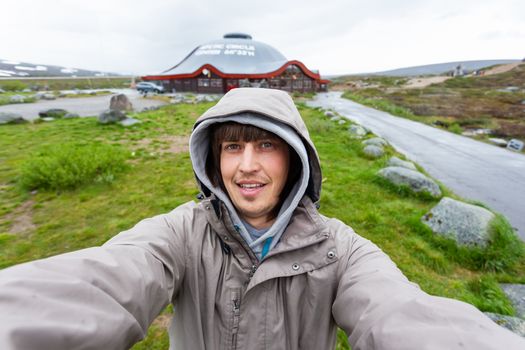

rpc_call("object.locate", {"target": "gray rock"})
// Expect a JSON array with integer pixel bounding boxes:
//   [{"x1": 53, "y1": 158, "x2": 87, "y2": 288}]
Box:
[
  {"x1": 363, "y1": 145, "x2": 384, "y2": 158},
  {"x1": 120, "y1": 117, "x2": 142, "y2": 127},
  {"x1": 363, "y1": 137, "x2": 388, "y2": 147},
  {"x1": 348, "y1": 125, "x2": 368, "y2": 138},
  {"x1": 379, "y1": 166, "x2": 442, "y2": 198},
  {"x1": 421, "y1": 197, "x2": 494, "y2": 247},
  {"x1": 489, "y1": 138, "x2": 508, "y2": 147},
  {"x1": 324, "y1": 110, "x2": 336, "y2": 118},
  {"x1": 42, "y1": 93, "x2": 56, "y2": 100},
  {"x1": 109, "y1": 94, "x2": 133, "y2": 112},
  {"x1": 63, "y1": 113, "x2": 79, "y2": 119},
  {"x1": 39, "y1": 108, "x2": 68, "y2": 119},
  {"x1": 330, "y1": 116, "x2": 341, "y2": 122},
  {"x1": 33, "y1": 92, "x2": 47, "y2": 100},
  {"x1": 387, "y1": 156, "x2": 417, "y2": 170},
  {"x1": 485, "y1": 312, "x2": 525, "y2": 337},
  {"x1": 9, "y1": 95, "x2": 25, "y2": 103},
  {"x1": 500, "y1": 284, "x2": 525, "y2": 319},
  {"x1": 22, "y1": 88, "x2": 32, "y2": 93},
  {"x1": 338, "y1": 119, "x2": 346, "y2": 125},
  {"x1": 521, "y1": 100, "x2": 525, "y2": 105},
  {"x1": 0, "y1": 88, "x2": 5, "y2": 93},
  {"x1": 98, "y1": 109, "x2": 127, "y2": 124},
  {"x1": 0, "y1": 112, "x2": 26, "y2": 124},
  {"x1": 507, "y1": 139, "x2": 524, "y2": 152},
  {"x1": 41, "y1": 117, "x2": 55, "y2": 122}
]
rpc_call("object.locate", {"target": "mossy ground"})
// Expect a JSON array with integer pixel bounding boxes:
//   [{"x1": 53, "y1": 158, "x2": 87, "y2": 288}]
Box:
[{"x1": 0, "y1": 101, "x2": 523, "y2": 349}]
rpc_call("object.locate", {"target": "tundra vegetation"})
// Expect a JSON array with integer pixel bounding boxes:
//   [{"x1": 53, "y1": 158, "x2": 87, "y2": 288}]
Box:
[
  {"x1": 335, "y1": 63, "x2": 525, "y2": 148},
  {"x1": 0, "y1": 101, "x2": 523, "y2": 349}
]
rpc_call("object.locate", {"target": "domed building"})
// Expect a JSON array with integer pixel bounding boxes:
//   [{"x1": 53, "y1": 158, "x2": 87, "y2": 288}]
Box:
[{"x1": 142, "y1": 33, "x2": 329, "y2": 94}]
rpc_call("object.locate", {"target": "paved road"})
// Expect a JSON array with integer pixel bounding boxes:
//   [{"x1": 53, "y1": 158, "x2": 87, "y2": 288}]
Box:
[
  {"x1": 0, "y1": 89, "x2": 166, "y2": 121},
  {"x1": 307, "y1": 92, "x2": 525, "y2": 240}
]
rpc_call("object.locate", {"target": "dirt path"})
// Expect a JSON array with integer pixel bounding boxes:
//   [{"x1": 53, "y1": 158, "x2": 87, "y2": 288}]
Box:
[
  {"x1": 403, "y1": 76, "x2": 451, "y2": 88},
  {"x1": 482, "y1": 62, "x2": 522, "y2": 76}
]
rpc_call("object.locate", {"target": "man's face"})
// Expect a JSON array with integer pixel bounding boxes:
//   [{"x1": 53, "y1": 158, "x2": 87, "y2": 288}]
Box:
[{"x1": 220, "y1": 136, "x2": 290, "y2": 229}]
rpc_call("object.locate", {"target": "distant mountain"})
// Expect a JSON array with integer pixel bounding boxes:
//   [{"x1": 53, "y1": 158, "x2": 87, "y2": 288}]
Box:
[
  {"x1": 367, "y1": 59, "x2": 521, "y2": 77},
  {"x1": 0, "y1": 59, "x2": 120, "y2": 78}
]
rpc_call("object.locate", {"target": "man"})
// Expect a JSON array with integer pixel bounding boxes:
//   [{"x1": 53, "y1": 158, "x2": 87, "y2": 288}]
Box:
[{"x1": 0, "y1": 88, "x2": 523, "y2": 349}]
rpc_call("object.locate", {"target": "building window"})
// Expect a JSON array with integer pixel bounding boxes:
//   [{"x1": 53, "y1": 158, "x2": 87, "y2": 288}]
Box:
[
  {"x1": 292, "y1": 80, "x2": 303, "y2": 89},
  {"x1": 210, "y1": 79, "x2": 223, "y2": 88},
  {"x1": 198, "y1": 79, "x2": 210, "y2": 87}
]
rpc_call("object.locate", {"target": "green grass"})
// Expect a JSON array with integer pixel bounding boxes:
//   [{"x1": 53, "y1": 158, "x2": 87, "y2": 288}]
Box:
[
  {"x1": 20, "y1": 142, "x2": 129, "y2": 191},
  {"x1": 0, "y1": 92, "x2": 37, "y2": 106},
  {"x1": 0, "y1": 77, "x2": 133, "y2": 91},
  {"x1": 1, "y1": 101, "x2": 524, "y2": 349}
]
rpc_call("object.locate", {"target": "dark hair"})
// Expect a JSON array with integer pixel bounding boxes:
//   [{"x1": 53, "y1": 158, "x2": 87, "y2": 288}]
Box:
[{"x1": 206, "y1": 122, "x2": 301, "y2": 202}]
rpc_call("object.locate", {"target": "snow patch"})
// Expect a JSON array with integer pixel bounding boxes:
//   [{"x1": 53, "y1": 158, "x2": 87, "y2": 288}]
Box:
[
  {"x1": 15, "y1": 66, "x2": 36, "y2": 71},
  {"x1": 61, "y1": 68, "x2": 78, "y2": 74},
  {"x1": 1, "y1": 60, "x2": 21, "y2": 65},
  {"x1": 0, "y1": 69, "x2": 16, "y2": 75},
  {"x1": 35, "y1": 65, "x2": 47, "y2": 71}
]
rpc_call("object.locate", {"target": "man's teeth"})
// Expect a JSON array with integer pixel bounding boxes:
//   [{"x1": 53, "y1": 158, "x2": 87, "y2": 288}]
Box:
[{"x1": 239, "y1": 184, "x2": 264, "y2": 188}]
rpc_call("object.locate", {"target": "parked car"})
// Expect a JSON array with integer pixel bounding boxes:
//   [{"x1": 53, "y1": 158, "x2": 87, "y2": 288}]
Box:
[{"x1": 136, "y1": 82, "x2": 164, "y2": 94}]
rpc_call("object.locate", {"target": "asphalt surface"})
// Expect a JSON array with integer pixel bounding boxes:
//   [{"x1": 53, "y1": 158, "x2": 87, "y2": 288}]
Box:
[
  {"x1": 307, "y1": 92, "x2": 525, "y2": 240},
  {"x1": 0, "y1": 89, "x2": 166, "y2": 121}
]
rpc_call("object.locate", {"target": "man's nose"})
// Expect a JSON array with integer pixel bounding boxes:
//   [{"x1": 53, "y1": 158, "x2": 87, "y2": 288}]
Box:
[{"x1": 239, "y1": 144, "x2": 260, "y2": 172}]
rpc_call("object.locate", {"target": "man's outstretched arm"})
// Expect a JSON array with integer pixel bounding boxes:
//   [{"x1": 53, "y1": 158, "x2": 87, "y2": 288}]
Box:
[
  {"x1": 329, "y1": 221, "x2": 525, "y2": 350},
  {"x1": 0, "y1": 207, "x2": 190, "y2": 350}
]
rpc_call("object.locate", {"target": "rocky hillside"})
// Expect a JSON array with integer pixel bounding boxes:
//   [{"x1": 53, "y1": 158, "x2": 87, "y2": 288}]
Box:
[{"x1": 0, "y1": 58, "x2": 119, "y2": 78}]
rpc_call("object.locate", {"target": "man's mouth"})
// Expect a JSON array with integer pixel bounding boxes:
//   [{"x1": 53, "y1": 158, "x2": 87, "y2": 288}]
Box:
[{"x1": 238, "y1": 183, "x2": 265, "y2": 189}]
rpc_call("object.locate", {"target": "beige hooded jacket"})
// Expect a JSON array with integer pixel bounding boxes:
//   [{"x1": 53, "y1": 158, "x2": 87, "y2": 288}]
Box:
[{"x1": 0, "y1": 88, "x2": 524, "y2": 350}]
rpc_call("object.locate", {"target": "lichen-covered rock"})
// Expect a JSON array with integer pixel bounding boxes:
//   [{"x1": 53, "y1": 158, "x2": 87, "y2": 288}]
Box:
[
  {"x1": 39, "y1": 109, "x2": 68, "y2": 119},
  {"x1": 500, "y1": 284, "x2": 525, "y2": 319},
  {"x1": 120, "y1": 117, "x2": 142, "y2": 127},
  {"x1": 363, "y1": 145, "x2": 384, "y2": 158},
  {"x1": 109, "y1": 94, "x2": 133, "y2": 112},
  {"x1": 421, "y1": 197, "x2": 494, "y2": 247},
  {"x1": 387, "y1": 156, "x2": 417, "y2": 171},
  {"x1": 98, "y1": 109, "x2": 127, "y2": 124},
  {"x1": 348, "y1": 125, "x2": 368, "y2": 138},
  {"x1": 485, "y1": 312, "x2": 525, "y2": 337},
  {"x1": 362, "y1": 137, "x2": 388, "y2": 147},
  {"x1": 378, "y1": 166, "x2": 442, "y2": 198},
  {"x1": 0, "y1": 112, "x2": 26, "y2": 124},
  {"x1": 9, "y1": 95, "x2": 25, "y2": 103}
]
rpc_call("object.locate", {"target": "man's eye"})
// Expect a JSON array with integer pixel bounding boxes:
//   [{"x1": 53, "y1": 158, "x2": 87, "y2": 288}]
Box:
[
  {"x1": 224, "y1": 144, "x2": 240, "y2": 151},
  {"x1": 260, "y1": 141, "x2": 273, "y2": 149}
]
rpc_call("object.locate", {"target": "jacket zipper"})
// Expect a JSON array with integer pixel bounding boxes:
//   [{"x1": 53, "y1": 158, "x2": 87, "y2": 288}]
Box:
[{"x1": 231, "y1": 290, "x2": 241, "y2": 349}]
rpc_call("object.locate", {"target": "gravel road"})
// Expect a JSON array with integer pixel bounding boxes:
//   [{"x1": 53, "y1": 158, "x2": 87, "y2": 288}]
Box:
[
  {"x1": 308, "y1": 92, "x2": 525, "y2": 240},
  {"x1": 0, "y1": 89, "x2": 166, "y2": 121}
]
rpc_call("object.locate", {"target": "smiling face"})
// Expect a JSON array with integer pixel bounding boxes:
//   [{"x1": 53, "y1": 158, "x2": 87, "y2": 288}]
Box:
[{"x1": 219, "y1": 134, "x2": 290, "y2": 229}]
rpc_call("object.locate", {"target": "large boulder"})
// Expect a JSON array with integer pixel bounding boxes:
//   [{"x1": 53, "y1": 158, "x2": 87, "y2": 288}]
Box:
[
  {"x1": 9, "y1": 95, "x2": 25, "y2": 103},
  {"x1": 500, "y1": 284, "x2": 525, "y2": 319},
  {"x1": 38, "y1": 109, "x2": 68, "y2": 119},
  {"x1": 387, "y1": 156, "x2": 417, "y2": 171},
  {"x1": 120, "y1": 117, "x2": 142, "y2": 127},
  {"x1": 362, "y1": 137, "x2": 388, "y2": 147},
  {"x1": 98, "y1": 109, "x2": 127, "y2": 124},
  {"x1": 348, "y1": 125, "x2": 368, "y2": 138},
  {"x1": 0, "y1": 112, "x2": 26, "y2": 125},
  {"x1": 42, "y1": 93, "x2": 56, "y2": 100},
  {"x1": 378, "y1": 166, "x2": 442, "y2": 198},
  {"x1": 363, "y1": 145, "x2": 384, "y2": 158},
  {"x1": 109, "y1": 94, "x2": 133, "y2": 112},
  {"x1": 421, "y1": 197, "x2": 495, "y2": 247},
  {"x1": 484, "y1": 312, "x2": 525, "y2": 337}
]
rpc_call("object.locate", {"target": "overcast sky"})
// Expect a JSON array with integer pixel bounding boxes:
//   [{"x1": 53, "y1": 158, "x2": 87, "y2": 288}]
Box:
[{"x1": 2, "y1": 0, "x2": 524, "y2": 76}]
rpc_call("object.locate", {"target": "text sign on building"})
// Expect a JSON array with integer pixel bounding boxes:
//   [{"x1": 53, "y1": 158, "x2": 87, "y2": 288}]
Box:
[{"x1": 195, "y1": 44, "x2": 256, "y2": 57}]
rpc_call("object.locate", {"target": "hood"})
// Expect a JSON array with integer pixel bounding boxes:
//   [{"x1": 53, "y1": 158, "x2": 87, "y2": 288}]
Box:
[{"x1": 189, "y1": 88, "x2": 322, "y2": 259}]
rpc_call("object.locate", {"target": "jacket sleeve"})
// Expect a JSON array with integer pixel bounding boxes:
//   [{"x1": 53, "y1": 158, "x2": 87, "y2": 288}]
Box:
[
  {"x1": 0, "y1": 203, "x2": 193, "y2": 350},
  {"x1": 330, "y1": 224, "x2": 525, "y2": 350}
]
